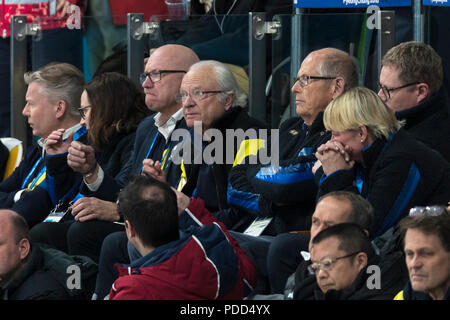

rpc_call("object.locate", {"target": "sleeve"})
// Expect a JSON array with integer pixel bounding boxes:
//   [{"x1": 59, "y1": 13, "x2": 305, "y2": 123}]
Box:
[
  {"x1": 45, "y1": 152, "x2": 82, "y2": 206},
  {"x1": 109, "y1": 277, "x2": 156, "y2": 300},
  {"x1": 180, "y1": 197, "x2": 257, "y2": 290},
  {"x1": 364, "y1": 157, "x2": 421, "y2": 237},
  {"x1": 0, "y1": 146, "x2": 39, "y2": 207},
  {"x1": 228, "y1": 137, "x2": 318, "y2": 219}
]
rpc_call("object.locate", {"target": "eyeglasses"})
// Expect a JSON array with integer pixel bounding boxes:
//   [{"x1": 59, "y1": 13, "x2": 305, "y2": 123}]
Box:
[
  {"x1": 408, "y1": 205, "x2": 448, "y2": 217},
  {"x1": 78, "y1": 106, "x2": 91, "y2": 120},
  {"x1": 378, "y1": 82, "x2": 421, "y2": 101},
  {"x1": 175, "y1": 89, "x2": 229, "y2": 104},
  {"x1": 139, "y1": 70, "x2": 186, "y2": 84},
  {"x1": 307, "y1": 251, "x2": 359, "y2": 275},
  {"x1": 293, "y1": 74, "x2": 336, "y2": 88}
]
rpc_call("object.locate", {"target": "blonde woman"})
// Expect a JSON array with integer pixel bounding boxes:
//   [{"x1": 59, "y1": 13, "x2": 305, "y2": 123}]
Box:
[{"x1": 314, "y1": 87, "x2": 450, "y2": 238}]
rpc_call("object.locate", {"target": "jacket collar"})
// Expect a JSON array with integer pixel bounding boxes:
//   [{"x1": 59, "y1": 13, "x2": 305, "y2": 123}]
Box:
[
  {"x1": 1, "y1": 244, "x2": 42, "y2": 298},
  {"x1": 396, "y1": 87, "x2": 449, "y2": 129}
]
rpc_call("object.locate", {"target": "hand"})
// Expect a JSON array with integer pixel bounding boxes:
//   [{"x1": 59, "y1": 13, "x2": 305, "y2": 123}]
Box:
[
  {"x1": 67, "y1": 141, "x2": 97, "y2": 175},
  {"x1": 141, "y1": 159, "x2": 167, "y2": 183},
  {"x1": 316, "y1": 140, "x2": 352, "y2": 162},
  {"x1": 315, "y1": 141, "x2": 355, "y2": 176},
  {"x1": 56, "y1": 0, "x2": 71, "y2": 14},
  {"x1": 45, "y1": 129, "x2": 73, "y2": 155},
  {"x1": 171, "y1": 187, "x2": 191, "y2": 216},
  {"x1": 71, "y1": 197, "x2": 120, "y2": 222},
  {"x1": 312, "y1": 160, "x2": 322, "y2": 175}
]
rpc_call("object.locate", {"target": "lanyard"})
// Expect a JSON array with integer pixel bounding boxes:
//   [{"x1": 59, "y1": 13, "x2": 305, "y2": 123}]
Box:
[
  {"x1": 139, "y1": 132, "x2": 159, "y2": 174},
  {"x1": 21, "y1": 158, "x2": 45, "y2": 189}
]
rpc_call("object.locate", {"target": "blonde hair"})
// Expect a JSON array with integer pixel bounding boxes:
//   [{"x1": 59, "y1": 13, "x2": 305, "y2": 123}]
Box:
[
  {"x1": 24, "y1": 62, "x2": 85, "y2": 118},
  {"x1": 324, "y1": 87, "x2": 403, "y2": 140}
]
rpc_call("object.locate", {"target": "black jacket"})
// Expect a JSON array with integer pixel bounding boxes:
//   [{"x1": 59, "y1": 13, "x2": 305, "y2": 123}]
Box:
[
  {"x1": 395, "y1": 281, "x2": 450, "y2": 300},
  {"x1": 182, "y1": 106, "x2": 268, "y2": 229},
  {"x1": 293, "y1": 252, "x2": 407, "y2": 300},
  {"x1": 396, "y1": 87, "x2": 450, "y2": 162},
  {"x1": 85, "y1": 114, "x2": 188, "y2": 202},
  {"x1": 228, "y1": 113, "x2": 331, "y2": 235},
  {"x1": 0, "y1": 127, "x2": 87, "y2": 227},
  {"x1": 316, "y1": 129, "x2": 450, "y2": 237},
  {"x1": 0, "y1": 244, "x2": 97, "y2": 300},
  {"x1": 46, "y1": 130, "x2": 136, "y2": 208}
]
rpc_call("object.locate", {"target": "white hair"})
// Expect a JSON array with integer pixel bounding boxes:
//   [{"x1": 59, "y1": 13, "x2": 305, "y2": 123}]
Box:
[{"x1": 188, "y1": 60, "x2": 248, "y2": 107}]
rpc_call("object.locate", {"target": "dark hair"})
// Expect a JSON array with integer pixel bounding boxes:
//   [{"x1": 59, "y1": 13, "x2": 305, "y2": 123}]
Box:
[
  {"x1": 92, "y1": 50, "x2": 127, "y2": 78},
  {"x1": 84, "y1": 72, "x2": 149, "y2": 150},
  {"x1": 312, "y1": 223, "x2": 376, "y2": 259},
  {"x1": 10, "y1": 213, "x2": 29, "y2": 243},
  {"x1": 118, "y1": 175, "x2": 179, "y2": 248},
  {"x1": 318, "y1": 191, "x2": 374, "y2": 232},
  {"x1": 398, "y1": 208, "x2": 450, "y2": 252}
]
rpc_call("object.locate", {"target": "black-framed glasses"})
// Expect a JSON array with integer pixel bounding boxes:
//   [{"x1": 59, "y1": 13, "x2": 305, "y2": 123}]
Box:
[
  {"x1": 78, "y1": 106, "x2": 91, "y2": 120},
  {"x1": 175, "y1": 89, "x2": 229, "y2": 104},
  {"x1": 307, "y1": 251, "x2": 360, "y2": 275},
  {"x1": 378, "y1": 82, "x2": 421, "y2": 101},
  {"x1": 139, "y1": 70, "x2": 187, "y2": 84},
  {"x1": 293, "y1": 74, "x2": 336, "y2": 88},
  {"x1": 409, "y1": 205, "x2": 448, "y2": 217}
]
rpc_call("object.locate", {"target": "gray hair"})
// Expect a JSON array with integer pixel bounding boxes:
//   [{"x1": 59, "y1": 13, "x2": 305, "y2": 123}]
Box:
[
  {"x1": 188, "y1": 60, "x2": 248, "y2": 107},
  {"x1": 24, "y1": 62, "x2": 85, "y2": 119},
  {"x1": 318, "y1": 49, "x2": 360, "y2": 91}
]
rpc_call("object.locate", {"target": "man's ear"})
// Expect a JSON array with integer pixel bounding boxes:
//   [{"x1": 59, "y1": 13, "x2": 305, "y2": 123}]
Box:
[
  {"x1": 355, "y1": 252, "x2": 368, "y2": 271},
  {"x1": 18, "y1": 238, "x2": 30, "y2": 262},
  {"x1": 55, "y1": 100, "x2": 67, "y2": 119},
  {"x1": 416, "y1": 82, "x2": 430, "y2": 104},
  {"x1": 331, "y1": 76, "x2": 345, "y2": 99},
  {"x1": 223, "y1": 93, "x2": 234, "y2": 111},
  {"x1": 124, "y1": 220, "x2": 136, "y2": 239}
]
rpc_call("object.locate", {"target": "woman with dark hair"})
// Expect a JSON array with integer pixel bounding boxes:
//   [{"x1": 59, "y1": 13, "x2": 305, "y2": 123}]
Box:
[{"x1": 29, "y1": 72, "x2": 150, "y2": 262}]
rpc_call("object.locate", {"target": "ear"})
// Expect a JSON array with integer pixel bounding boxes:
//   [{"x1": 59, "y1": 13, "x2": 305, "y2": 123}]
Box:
[
  {"x1": 55, "y1": 100, "x2": 67, "y2": 119},
  {"x1": 354, "y1": 252, "x2": 368, "y2": 271},
  {"x1": 18, "y1": 238, "x2": 30, "y2": 261},
  {"x1": 124, "y1": 220, "x2": 136, "y2": 239},
  {"x1": 416, "y1": 82, "x2": 430, "y2": 104},
  {"x1": 358, "y1": 125, "x2": 369, "y2": 143},
  {"x1": 223, "y1": 93, "x2": 234, "y2": 111},
  {"x1": 331, "y1": 76, "x2": 345, "y2": 99}
]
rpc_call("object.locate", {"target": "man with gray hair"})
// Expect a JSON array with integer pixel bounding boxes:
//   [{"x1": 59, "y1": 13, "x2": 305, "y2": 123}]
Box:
[
  {"x1": 378, "y1": 41, "x2": 450, "y2": 162},
  {"x1": 0, "y1": 62, "x2": 86, "y2": 227},
  {"x1": 228, "y1": 47, "x2": 359, "y2": 236},
  {"x1": 146, "y1": 59, "x2": 268, "y2": 223}
]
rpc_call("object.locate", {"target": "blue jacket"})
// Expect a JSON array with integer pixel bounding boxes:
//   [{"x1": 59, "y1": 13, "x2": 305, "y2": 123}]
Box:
[
  {"x1": 83, "y1": 114, "x2": 188, "y2": 202},
  {"x1": 0, "y1": 126, "x2": 87, "y2": 227},
  {"x1": 316, "y1": 129, "x2": 450, "y2": 237},
  {"x1": 227, "y1": 113, "x2": 331, "y2": 235}
]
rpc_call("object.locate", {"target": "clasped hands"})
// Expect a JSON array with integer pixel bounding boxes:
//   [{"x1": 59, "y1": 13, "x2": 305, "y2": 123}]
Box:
[{"x1": 314, "y1": 140, "x2": 355, "y2": 176}]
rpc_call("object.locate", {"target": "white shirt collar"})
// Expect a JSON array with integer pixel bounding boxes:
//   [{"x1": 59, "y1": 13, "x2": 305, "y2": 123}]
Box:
[{"x1": 154, "y1": 108, "x2": 184, "y2": 141}]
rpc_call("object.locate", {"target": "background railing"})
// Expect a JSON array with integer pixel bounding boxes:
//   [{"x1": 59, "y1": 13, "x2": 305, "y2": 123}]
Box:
[{"x1": 7, "y1": 1, "x2": 450, "y2": 151}]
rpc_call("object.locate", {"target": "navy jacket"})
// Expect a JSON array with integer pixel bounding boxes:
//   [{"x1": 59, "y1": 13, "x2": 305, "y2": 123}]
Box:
[
  {"x1": 396, "y1": 87, "x2": 450, "y2": 162},
  {"x1": 81, "y1": 114, "x2": 188, "y2": 202},
  {"x1": 228, "y1": 112, "x2": 330, "y2": 235},
  {"x1": 0, "y1": 127, "x2": 87, "y2": 227},
  {"x1": 316, "y1": 129, "x2": 450, "y2": 237}
]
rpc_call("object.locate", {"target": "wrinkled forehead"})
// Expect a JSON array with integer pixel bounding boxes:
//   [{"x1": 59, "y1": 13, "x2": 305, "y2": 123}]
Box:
[
  {"x1": 299, "y1": 52, "x2": 325, "y2": 75},
  {"x1": 181, "y1": 67, "x2": 218, "y2": 89}
]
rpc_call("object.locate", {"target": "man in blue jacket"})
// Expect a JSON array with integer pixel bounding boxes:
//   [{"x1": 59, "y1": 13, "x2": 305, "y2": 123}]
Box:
[{"x1": 0, "y1": 62, "x2": 85, "y2": 227}]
